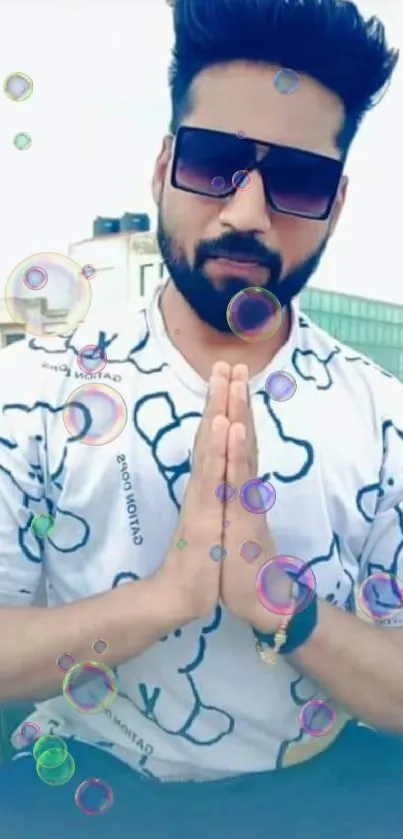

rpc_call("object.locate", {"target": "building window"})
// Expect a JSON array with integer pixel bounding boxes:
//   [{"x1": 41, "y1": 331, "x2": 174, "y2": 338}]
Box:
[{"x1": 5, "y1": 333, "x2": 25, "y2": 346}]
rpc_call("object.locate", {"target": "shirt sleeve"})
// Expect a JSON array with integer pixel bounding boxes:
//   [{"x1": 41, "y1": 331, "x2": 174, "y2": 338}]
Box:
[
  {"x1": 0, "y1": 341, "x2": 46, "y2": 605},
  {"x1": 357, "y1": 374, "x2": 403, "y2": 627}
]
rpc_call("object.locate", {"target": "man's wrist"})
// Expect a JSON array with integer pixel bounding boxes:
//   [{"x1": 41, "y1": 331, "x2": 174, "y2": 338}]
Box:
[{"x1": 252, "y1": 591, "x2": 318, "y2": 655}]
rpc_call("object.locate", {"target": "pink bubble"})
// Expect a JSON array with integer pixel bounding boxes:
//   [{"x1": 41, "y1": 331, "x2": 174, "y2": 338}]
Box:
[
  {"x1": 75, "y1": 777, "x2": 114, "y2": 815},
  {"x1": 299, "y1": 699, "x2": 337, "y2": 737},
  {"x1": 239, "y1": 479, "x2": 276, "y2": 514},
  {"x1": 255, "y1": 555, "x2": 317, "y2": 616}
]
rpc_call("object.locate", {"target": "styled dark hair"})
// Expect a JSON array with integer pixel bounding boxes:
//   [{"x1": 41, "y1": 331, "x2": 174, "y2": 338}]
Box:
[{"x1": 168, "y1": 0, "x2": 399, "y2": 157}]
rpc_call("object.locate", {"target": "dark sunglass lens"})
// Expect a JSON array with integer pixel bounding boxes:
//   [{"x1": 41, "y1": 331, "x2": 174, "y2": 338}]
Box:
[
  {"x1": 175, "y1": 129, "x2": 251, "y2": 196},
  {"x1": 266, "y1": 152, "x2": 340, "y2": 218}
]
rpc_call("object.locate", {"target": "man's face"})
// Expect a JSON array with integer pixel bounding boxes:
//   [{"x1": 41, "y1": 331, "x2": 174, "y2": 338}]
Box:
[{"x1": 153, "y1": 61, "x2": 347, "y2": 333}]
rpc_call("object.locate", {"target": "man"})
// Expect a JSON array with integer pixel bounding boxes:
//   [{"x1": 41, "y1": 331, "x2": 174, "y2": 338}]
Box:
[{"x1": 0, "y1": 0, "x2": 402, "y2": 836}]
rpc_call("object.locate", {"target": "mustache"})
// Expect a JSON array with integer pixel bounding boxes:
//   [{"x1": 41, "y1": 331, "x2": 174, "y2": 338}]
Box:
[{"x1": 195, "y1": 234, "x2": 282, "y2": 275}]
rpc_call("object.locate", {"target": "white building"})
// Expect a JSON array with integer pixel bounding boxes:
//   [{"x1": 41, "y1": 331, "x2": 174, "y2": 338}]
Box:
[{"x1": 0, "y1": 231, "x2": 166, "y2": 347}]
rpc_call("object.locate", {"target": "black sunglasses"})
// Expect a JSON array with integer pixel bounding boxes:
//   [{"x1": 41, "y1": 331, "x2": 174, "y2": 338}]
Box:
[{"x1": 171, "y1": 126, "x2": 343, "y2": 221}]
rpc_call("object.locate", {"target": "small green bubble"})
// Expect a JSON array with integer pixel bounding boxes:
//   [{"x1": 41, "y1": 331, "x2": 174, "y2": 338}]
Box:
[
  {"x1": 176, "y1": 539, "x2": 188, "y2": 550},
  {"x1": 13, "y1": 131, "x2": 32, "y2": 150},
  {"x1": 31, "y1": 513, "x2": 55, "y2": 539}
]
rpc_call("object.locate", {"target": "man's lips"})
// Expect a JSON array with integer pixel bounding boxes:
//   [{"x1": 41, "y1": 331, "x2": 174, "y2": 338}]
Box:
[
  {"x1": 206, "y1": 256, "x2": 269, "y2": 278},
  {"x1": 207, "y1": 254, "x2": 268, "y2": 267}
]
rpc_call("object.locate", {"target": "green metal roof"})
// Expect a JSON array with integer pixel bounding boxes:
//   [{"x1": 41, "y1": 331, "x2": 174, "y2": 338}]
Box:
[{"x1": 300, "y1": 287, "x2": 403, "y2": 381}]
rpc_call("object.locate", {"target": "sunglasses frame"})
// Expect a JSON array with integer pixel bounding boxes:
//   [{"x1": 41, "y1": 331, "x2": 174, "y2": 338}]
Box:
[{"x1": 171, "y1": 125, "x2": 344, "y2": 221}]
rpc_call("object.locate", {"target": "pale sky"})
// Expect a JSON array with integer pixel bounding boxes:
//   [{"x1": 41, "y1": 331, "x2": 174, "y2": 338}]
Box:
[{"x1": 0, "y1": 0, "x2": 402, "y2": 302}]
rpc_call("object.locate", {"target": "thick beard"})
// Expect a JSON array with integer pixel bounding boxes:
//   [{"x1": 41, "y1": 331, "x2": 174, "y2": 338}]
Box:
[{"x1": 157, "y1": 210, "x2": 329, "y2": 334}]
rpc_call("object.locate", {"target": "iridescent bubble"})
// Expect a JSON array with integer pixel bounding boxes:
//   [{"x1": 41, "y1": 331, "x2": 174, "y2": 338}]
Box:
[
  {"x1": 223, "y1": 519, "x2": 230, "y2": 528},
  {"x1": 30, "y1": 513, "x2": 55, "y2": 539},
  {"x1": 57, "y1": 653, "x2": 75, "y2": 673},
  {"x1": 236, "y1": 131, "x2": 246, "y2": 139},
  {"x1": 274, "y1": 68, "x2": 300, "y2": 95},
  {"x1": 13, "y1": 132, "x2": 32, "y2": 150},
  {"x1": 255, "y1": 555, "x2": 317, "y2": 616},
  {"x1": 226, "y1": 288, "x2": 282, "y2": 342},
  {"x1": 5, "y1": 252, "x2": 92, "y2": 338},
  {"x1": 92, "y1": 639, "x2": 108, "y2": 655},
  {"x1": 209, "y1": 545, "x2": 227, "y2": 562},
  {"x1": 77, "y1": 345, "x2": 107, "y2": 375},
  {"x1": 82, "y1": 264, "x2": 97, "y2": 280},
  {"x1": 215, "y1": 481, "x2": 238, "y2": 503},
  {"x1": 239, "y1": 479, "x2": 276, "y2": 514},
  {"x1": 265, "y1": 371, "x2": 297, "y2": 402},
  {"x1": 211, "y1": 176, "x2": 226, "y2": 190},
  {"x1": 232, "y1": 170, "x2": 252, "y2": 190},
  {"x1": 23, "y1": 266, "x2": 48, "y2": 292},
  {"x1": 75, "y1": 778, "x2": 114, "y2": 816},
  {"x1": 299, "y1": 699, "x2": 337, "y2": 737},
  {"x1": 36, "y1": 751, "x2": 75, "y2": 786},
  {"x1": 3, "y1": 72, "x2": 33, "y2": 101},
  {"x1": 62, "y1": 661, "x2": 118, "y2": 714},
  {"x1": 240, "y1": 540, "x2": 263, "y2": 563},
  {"x1": 62, "y1": 384, "x2": 127, "y2": 446},
  {"x1": 33, "y1": 735, "x2": 68, "y2": 768},
  {"x1": 19, "y1": 721, "x2": 41, "y2": 745},
  {"x1": 357, "y1": 572, "x2": 403, "y2": 621}
]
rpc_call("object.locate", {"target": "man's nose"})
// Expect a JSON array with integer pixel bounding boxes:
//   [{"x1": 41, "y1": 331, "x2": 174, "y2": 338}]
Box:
[{"x1": 218, "y1": 169, "x2": 272, "y2": 236}]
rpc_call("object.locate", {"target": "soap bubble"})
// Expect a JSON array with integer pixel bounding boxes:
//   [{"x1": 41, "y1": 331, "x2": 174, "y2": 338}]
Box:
[
  {"x1": 232, "y1": 170, "x2": 252, "y2": 190},
  {"x1": 274, "y1": 68, "x2": 300, "y2": 95},
  {"x1": 357, "y1": 572, "x2": 403, "y2": 621},
  {"x1": 82, "y1": 264, "x2": 97, "y2": 280},
  {"x1": 255, "y1": 555, "x2": 317, "y2": 616},
  {"x1": 36, "y1": 751, "x2": 75, "y2": 786},
  {"x1": 57, "y1": 653, "x2": 75, "y2": 673},
  {"x1": 227, "y1": 288, "x2": 282, "y2": 342},
  {"x1": 265, "y1": 371, "x2": 297, "y2": 401},
  {"x1": 209, "y1": 545, "x2": 227, "y2": 562},
  {"x1": 215, "y1": 481, "x2": 238, "y2": 503},
  {"x1": 5, "y1": 252, "x2": 92, "y2": 337},
  {"x1": 62, "y1": 661, "x2": 118, "y2": 714},
  {"x1": 75, "y1": 778, "x2": 114, "y2": 816},
  {"x1": 299, "y1": 699, "x2": 337, "y2": 737},
  {"x1": 13, "y1": 132, "x2": 32, "y2": 150},
  {"x1": 211, "y1": 176, "x2": 225, "y2": 190},
  {"x1": 62, "y1": 384, "x2": 127, "y2": 446},
  {"x1": 23, "y1": 266, "x2": 48, "y2": 291},
  {"x1": 92, "y1": 639, "x2": 108, "y2": 655},
  {"x1": 240, "y1": 540, "x2": 263, "y2": 563},
  {"x1": 77, "y1": 345, "x2": 107, "y2": 375},
  {"x1": 239, "y1": 479, "x2": 276, "y2": 514},
  {"x1": 30, "y1": 513, "x2": 55, "y2": 539},
  {"x1": 33, "y1": 735, "x2": 68, "y2": 768},
  {"x1": 3, "y1": 72, "x2": 33, "y2": 101},
  {"x1": 18, "y1": 721, "x2": 41, "y2": 745}
]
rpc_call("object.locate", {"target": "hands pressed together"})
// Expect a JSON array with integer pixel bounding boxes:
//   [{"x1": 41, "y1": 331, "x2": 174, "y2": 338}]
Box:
[{"x1": 161, "y1": 361, "x2": 293, "y2": 632}]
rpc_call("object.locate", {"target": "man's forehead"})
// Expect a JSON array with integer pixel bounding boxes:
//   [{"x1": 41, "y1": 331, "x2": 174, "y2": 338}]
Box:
[{"x1": 188, "y1": 61, "x2": 345, "y2": 158}]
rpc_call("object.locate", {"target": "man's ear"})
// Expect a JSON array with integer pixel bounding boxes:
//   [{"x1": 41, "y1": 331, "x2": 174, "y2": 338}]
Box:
[
  {"x1": 152, "y1": 135, "x2": 174, "y2": 204},
  {"x1": 328, "y1": 174, "x2": 349, "y2": 237}
]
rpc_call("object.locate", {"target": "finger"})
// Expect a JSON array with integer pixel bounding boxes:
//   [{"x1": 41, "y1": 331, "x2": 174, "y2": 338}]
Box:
[
  {"x1": 204, "y1": 362, "x2": 231, "y2": 421},
  {"x1": 192, "y1": 363, "x2": 230, "y2": 466},
  {"x1": 205, "y1": 414, "x2": 230, "y2": 484},
  {"x1": 231, "y1": 364, "x2": 249, "y2": 384},
  {"x1": 226, "y1": 421, "x2": 249, "y2": 488},
  {"x1": 193, "y1": 414, "x2": 230, "y2": 515},
  {"x1": 228, "y1": 374, "x2": 258, "y2": 476},
  {"x1": 228, "y1": 379, "x2": 248, "y2": 426}
]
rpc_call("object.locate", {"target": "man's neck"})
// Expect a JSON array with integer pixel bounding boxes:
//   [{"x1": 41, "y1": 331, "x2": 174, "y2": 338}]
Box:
[{"x1": 159, "y1": 281, "x2": 292, "y2": 382}]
